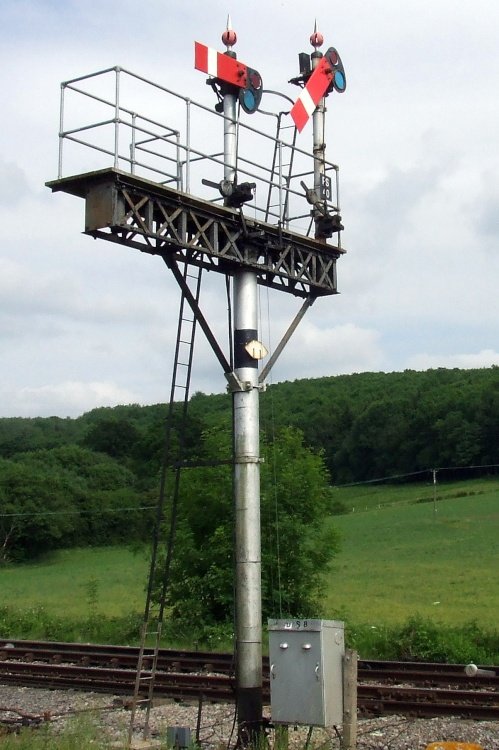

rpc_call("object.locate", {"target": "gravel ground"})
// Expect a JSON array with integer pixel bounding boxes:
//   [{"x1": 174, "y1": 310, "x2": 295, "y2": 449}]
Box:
[{"x1": 0, "y1": 684, "x2": 498, "y2": 749}]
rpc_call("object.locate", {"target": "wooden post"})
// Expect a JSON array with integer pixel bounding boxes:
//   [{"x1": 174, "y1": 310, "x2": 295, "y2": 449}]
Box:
[{"x1": 342, "y1": 649, "x2": 358, "y2": 750}]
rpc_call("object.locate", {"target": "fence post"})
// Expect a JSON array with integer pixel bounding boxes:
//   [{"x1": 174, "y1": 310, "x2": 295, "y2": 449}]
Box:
[{"x1": 342, "y1": 649, "x2": 357, "y2": 750}]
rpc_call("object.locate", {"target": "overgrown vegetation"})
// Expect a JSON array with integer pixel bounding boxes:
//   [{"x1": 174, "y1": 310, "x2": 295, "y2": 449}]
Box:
[
  {"x1": 0, "y1": 602, "x2": 497, "y2": 663},
  {"x1": 161, "y1": 425, "x2": 339, "y2": 625},
  {"x1": 0, "y1": 715, "x2": 128, "y2": 749},
  {"x1": 1, "y1": 366, "x2": 498, "y2": 562},
  {"x1": 0, "y1": 603, "x2": 142, "y2": 645},
  {"x1": 347, "y1": 615, "x2": 499, "y2": 664},
  {"x1": 0, "y1": 718, "x2": 105, "y2": 750},
  {"x1": 0, "y1": 445, "x2": 155, "y2": 562},
  {"x1": 1, "y1": 366, "x2": 499, "y2": 658},
  {"x1": 0, "y1": 405, "x2": 340, "y2": 621}
]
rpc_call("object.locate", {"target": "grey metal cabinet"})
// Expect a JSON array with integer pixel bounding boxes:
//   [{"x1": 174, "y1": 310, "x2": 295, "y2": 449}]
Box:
[{"x1": 268, "y1": 619, "x2": 344, "y2": 727}]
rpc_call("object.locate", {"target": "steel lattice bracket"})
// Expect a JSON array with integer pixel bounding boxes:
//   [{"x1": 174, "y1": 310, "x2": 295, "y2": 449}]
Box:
[{"x1": 46, "y1": 168, "x2": 345, "y2": 298}]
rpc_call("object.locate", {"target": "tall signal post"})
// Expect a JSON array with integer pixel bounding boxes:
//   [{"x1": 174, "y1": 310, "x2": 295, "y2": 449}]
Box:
[
  {"x1": 47, "y1": 19, "x2": 346, "y2": 745},
  {"x1": 311, "y1": 29, "x2": 327, "y2": 240},
  {"x1": 220, "y1": 23, "x2": 263, "y2": 733}
]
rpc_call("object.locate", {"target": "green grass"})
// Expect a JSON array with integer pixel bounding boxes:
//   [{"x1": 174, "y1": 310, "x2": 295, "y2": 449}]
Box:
[
  {"x1": 0, "y1": 546, "x2": 149, "y2": 618},
  {"x1": 0, "y1": 478, "x2": 498, "y2": 646},
  {"x1": 0, "y1": 717, "x2": 114, "y2": 749},
  {"x1": 325, "y1": 479, "x2": 499, "y2": 628},
  {"x1": 330, "y1": 475, "x2": 499, "y2": 513},
  {"x1": 0, "y1": 715, "x2": 172, "y2": 749}
]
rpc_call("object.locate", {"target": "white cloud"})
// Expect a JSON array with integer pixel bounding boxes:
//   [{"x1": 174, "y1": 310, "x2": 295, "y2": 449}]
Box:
[
  {"x1": 1, "y1": 381, "x2": 140, "y2": 419},
  {"x1": 1, "y1": 0, "x2": 499, "y2": 417},
  {"x1": 265, "y1": 322, "x2": 384, "y2": 383},
  {"x1": 0, "y1": 255, "x2": 172, "y2": 335},
  {"x1": 0, "y1": 160, "x2": 31, "y2": 205}
]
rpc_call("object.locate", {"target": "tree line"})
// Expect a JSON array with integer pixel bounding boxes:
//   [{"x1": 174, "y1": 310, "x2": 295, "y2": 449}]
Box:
[
  {"x1": 2, "y1": 367, "x2": 498, "y2": 485},
  {"x1": 257, "y1": 365, "x2": 499, "y2": 482},
  {"x1": 0, "y1": 413, "x2": 337, "y2": 622},
  {"x1": 1, "y1": 366, "x2": 498, "y2": 621}
]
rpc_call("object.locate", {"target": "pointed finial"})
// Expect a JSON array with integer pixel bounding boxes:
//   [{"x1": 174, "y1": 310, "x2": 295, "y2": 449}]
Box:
[
  {"x1": 310, "y1": 20, "x2": 324, "y2": 49},
  {"x1": 222, "y1": 14, "x2": 237, "y2": 49}
]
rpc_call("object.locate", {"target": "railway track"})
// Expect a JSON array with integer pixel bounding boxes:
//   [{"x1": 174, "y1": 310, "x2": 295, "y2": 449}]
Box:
[{"x1": 0, "y1": 640, "x2": 497, "y2": 720}]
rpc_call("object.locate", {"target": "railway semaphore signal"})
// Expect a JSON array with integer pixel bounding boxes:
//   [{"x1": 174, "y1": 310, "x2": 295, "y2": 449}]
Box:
[
  {"x1": 195, "y1": 17, "x2": 263, "y2": 115},
  {"x1": 46, "y1": 16, "x2": 348, "y2": 747},
  {"x1": 289, "y1": 24, "x2": 346, "y2": 239},
  {"x1": 290, "y1": 24, "x2": 346, "y2": 132}
]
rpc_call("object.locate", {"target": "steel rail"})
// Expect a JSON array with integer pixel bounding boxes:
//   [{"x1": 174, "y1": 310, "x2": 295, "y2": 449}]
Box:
[
  {"x1": 1, "y1": 641, "x2": 497, "y2": 687},
  {"x1": 0, "y1": 643, "x2": 498, "y2": 721},
  {"x1": 0, "y1": 641, "x2": 236, "y2": 673},
  {"x1": 1, "y1": 661, "x2": 498, "y2": 720}
]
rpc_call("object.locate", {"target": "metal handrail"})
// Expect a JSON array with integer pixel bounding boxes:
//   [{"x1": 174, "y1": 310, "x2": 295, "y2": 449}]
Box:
[{"x1": 57, "y1": 66, "x2": 341, "y2": 236}]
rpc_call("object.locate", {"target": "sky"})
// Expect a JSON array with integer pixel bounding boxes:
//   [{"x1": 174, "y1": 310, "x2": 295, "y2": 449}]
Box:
[{"x1": 1, "y1": 0, "x2": 499, "y2": 418}]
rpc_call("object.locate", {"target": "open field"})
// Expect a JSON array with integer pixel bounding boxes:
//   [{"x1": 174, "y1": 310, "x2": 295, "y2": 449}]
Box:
[
  {"x1": 0, "y1": 547, "x2": 149, "y2": 618},
  {"x1": 325, "y1": 478, "x2": 499, "y2": 627},
  {"x1": 0, "y1": 479, "x2": 498, "y2": 630},
  {"x1": 331, "y1": 476, "x2": 499, "y2": 513}
]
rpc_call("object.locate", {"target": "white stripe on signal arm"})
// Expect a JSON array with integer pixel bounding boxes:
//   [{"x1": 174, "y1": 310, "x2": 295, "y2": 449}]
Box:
[
  {"x1": 301, "y1": 88, "x2": 316, "y2": 117},
  {"x1": 207, "y1": 48, "x2": 218, "y2": 77}
]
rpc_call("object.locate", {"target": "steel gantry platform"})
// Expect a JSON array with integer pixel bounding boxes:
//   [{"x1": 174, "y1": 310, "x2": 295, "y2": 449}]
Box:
[{"x1": 47, "y1": 167, "x2": 343, "y2": 298}]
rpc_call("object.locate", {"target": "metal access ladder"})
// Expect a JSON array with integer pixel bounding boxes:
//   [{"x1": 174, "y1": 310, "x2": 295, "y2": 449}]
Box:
[
  {"x1": 126, "y1": 261, "x2": 203, "y2": 748},
  {"x1": 265, "y1": 112, "x2": 298, "y2": 227}
]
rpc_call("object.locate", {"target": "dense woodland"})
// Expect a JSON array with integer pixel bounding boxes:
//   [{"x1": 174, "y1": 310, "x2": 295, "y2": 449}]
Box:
[{"x1": 1, "y1": 366, "x2": 498, "y2": 569}]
